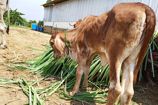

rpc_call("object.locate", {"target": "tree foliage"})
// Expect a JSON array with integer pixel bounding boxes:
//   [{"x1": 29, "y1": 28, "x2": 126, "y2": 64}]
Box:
[
  {"x1": 38, "y1": 21, "x2": 44, "y2": 27},
  {"x1": 4, "y1": 9, "x2": 28, "y2": 26},
  {"x1": 4, "y1": 9, "x2": 43, "y2": 28}
]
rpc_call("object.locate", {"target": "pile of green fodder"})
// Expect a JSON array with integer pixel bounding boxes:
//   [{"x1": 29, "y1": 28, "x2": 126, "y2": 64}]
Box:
[
  {"x1": 28, "y1": 48, "x2": 110, "y2": 86},
  {"x1": 25, "y1": 46, "x2": 110, "y2": 103}
]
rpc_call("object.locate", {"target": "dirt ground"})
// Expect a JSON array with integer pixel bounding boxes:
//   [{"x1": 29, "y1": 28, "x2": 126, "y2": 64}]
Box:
[
  {"x1": 0, "y1": 27, "x2": 158, "y2": 105},
  {"x1": 0, "y1": 27, "x2": 69, "y2": 105}
]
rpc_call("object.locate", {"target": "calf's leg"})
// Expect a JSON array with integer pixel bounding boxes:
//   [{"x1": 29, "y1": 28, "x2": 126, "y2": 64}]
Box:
[
  {"x1": 121, "y1": 59, "x2": 135, "y2": 105},
  {"x1": 70, "y1": 66, "x2": 83, "y2": 96},
  {"x1": 107, "y1": 59, "x2": 123, "y2": 105},
  {"x1": 70, "y1": 59, "x2": 89, "y2": 96},
  {"x1": 82, "y1": 65, "x2": 90, "y2": 91},
  {"x1": 121, "y1": 46, "x2": 141, "y2": 105}
]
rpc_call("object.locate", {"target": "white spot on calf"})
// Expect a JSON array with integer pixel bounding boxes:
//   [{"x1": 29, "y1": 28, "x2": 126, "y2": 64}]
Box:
[
  {"x1": 109, "y1": 81, "x2": 115, "y2": 89},
  {"x1": 130, "y1": 63, "x2": 135, "y2": 72}
]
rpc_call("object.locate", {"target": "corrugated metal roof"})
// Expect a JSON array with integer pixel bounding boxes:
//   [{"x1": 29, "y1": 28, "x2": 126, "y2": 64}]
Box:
[{"x1": 43, "y1": 0, "x2": 68, "y2": 7}]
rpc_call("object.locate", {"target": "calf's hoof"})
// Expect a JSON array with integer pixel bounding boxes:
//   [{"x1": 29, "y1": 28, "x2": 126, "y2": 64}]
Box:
[
  {"x1": 81, "y1": 87, "x2": 87, "y2": 91},
  {"x1": 69, "y1": 91, "x2": 76, "y2": 96},
  {"x1": 69, "y1": 90, "x2": 81, "y2": 96}
]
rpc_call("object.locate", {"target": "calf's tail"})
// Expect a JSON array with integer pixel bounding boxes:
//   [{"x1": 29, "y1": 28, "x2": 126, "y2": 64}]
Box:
[{"x1": 133, "y1": 4, "x2": 156, "y2": 83}]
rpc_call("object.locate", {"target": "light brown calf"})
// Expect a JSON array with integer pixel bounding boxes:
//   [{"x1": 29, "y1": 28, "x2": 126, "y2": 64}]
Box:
[{"x1": 50, "y1": 3, "x2": 156, "y2": 105}]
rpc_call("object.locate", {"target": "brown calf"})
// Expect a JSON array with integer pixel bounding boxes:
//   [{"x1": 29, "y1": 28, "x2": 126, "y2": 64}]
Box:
[{"x1": 50, "y1": 3, "x2": 156, "y2": 105}]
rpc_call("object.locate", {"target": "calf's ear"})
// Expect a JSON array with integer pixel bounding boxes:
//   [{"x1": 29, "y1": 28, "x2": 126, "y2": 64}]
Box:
[
  {"x1": 51, "y1": 30, "x2": 59, "y2": 39},
  {"x1": 51, "y1": 33, "x2": 57, "y2": 39}
]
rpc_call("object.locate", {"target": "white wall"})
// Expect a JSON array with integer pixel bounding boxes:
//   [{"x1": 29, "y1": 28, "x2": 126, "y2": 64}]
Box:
[
  {"x1": 44, "y1": 0, "x2": 158, "y2": 29},
  {"x1": 44, "y1": 21, "x2": 74, "y2": 29}
]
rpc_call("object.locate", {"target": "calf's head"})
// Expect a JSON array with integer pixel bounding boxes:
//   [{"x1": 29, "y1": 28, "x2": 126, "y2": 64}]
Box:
[{"x1": 50, "y1": 32, "x2": 70, "y2": 58}]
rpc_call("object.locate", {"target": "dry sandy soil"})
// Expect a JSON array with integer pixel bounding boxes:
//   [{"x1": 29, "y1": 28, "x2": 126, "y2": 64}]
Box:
[
  {"x1": 0, "y1": 27, "x2": 69, "y2": 105},
  {"x1": 0, "y1": 27, "x2": 157, "y2": 105}
]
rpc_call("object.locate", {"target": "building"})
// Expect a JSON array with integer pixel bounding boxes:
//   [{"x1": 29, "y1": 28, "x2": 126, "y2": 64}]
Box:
[{"x1": 43, "y1": 0, "x2": 158, "y2": 33}]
